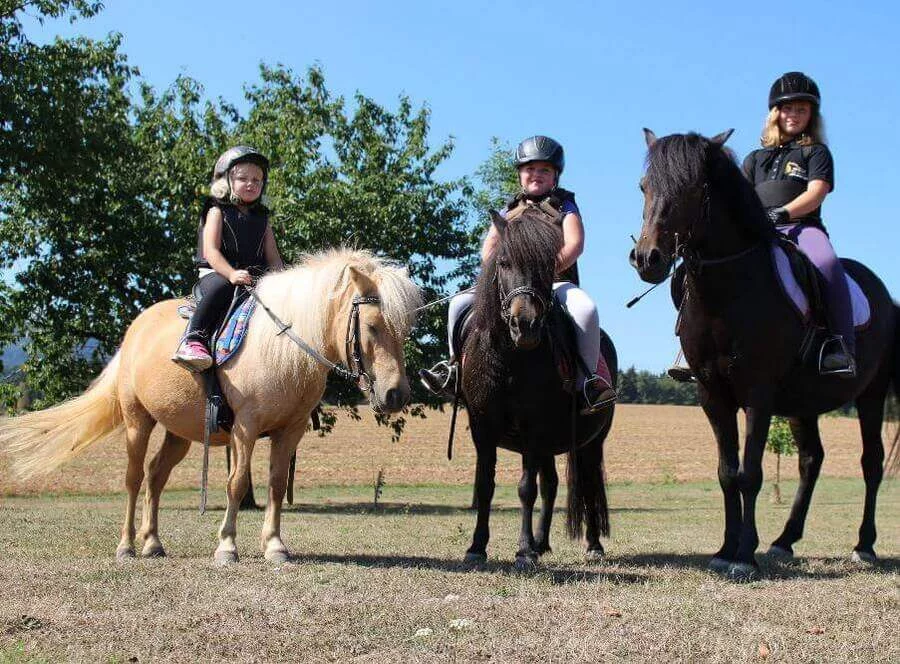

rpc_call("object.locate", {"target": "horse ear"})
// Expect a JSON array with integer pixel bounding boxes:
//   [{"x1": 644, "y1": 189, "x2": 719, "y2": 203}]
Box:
[
  {"x1": 490, "y1": 209, "x2": 507, "y2": 236},
  {"x1": 710, "y1": 128, "x2": 734, "y2": 147},
  {"x1": 347, "y1": 265, "x2": 377, "y2": 296},
  {"x1": 643, "y1": 128, "x2": 658, "y2": 147}
]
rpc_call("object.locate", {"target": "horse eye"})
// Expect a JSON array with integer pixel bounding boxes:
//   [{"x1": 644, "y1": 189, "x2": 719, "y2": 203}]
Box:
[
  {"x1": 367, "y1": 323, "x2": 378, "y2": 337},
  {"x1": 498, "y1": 256, "x2": 511, "y2": 268}
]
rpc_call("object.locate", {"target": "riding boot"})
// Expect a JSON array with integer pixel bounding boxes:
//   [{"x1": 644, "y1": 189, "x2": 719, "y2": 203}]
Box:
[
  {"x1": 580, "y1": 374, "x2": 617, "y2": 415},
  {"x1": 419, "y1": 359, "x2": 458, "y2": 396}
]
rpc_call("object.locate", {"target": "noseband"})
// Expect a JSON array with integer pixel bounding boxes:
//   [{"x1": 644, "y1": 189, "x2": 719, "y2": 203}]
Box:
[{"x1": 497, "y1": 279, "x2": 550, "y2": 323}]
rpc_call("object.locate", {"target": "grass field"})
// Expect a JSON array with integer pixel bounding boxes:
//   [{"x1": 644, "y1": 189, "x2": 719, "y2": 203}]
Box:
[{"x1": 1, "y1": 404, "x2": 898, "y2": 662}]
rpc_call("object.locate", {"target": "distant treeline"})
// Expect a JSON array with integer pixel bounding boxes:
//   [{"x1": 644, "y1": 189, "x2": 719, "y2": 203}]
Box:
[{"x1": 616, "y1": 367, "x2": 698, "y2": 406}]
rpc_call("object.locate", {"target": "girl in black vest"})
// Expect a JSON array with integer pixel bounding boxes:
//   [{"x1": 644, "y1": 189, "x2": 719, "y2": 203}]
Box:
[
  {"x1": 743, "y1": 72, "x2": 855, "y2": 375},
  {"x1": 172, "y1": 146, "x2": 285, "y2": 372}
]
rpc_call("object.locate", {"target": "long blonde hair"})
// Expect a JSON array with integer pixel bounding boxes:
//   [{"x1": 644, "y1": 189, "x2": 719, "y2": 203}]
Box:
[{"x1": 760, "y1": 107, "x2": 827, "y2": 147}]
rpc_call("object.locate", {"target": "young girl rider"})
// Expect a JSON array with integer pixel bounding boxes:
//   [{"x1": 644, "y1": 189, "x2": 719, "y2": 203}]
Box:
[
  {"x1": 743, "y1": 72, "x2": 855, "y2": 376},
  {"x1": 420, "y1": 135, "x2": 616, "y2": 412},
  {"x1": 172, "y1": 146, "x2": 285, "y2": 372}
]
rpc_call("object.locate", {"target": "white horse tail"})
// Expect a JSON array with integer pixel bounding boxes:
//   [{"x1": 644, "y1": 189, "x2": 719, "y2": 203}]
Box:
[{"x1": 0, "y1": 352, "x2": 124, "y2": 479}]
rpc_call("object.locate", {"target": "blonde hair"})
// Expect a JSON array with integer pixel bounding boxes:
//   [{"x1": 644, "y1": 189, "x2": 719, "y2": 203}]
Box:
[
  {"x1": 760, "y1": 106, "x2": 827, "y2": 147},
  {"x1": 208, "y1": 174, "x2": 268, "y2": 207}
]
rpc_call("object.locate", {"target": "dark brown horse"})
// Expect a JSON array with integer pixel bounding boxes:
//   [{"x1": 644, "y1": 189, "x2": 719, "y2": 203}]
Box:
[
  {"x1": 629, "y1": 129, "x2": 898, "y2": 580},
  {"x1": 462, "y1": 209, "x2": 617, "y2": 569}
]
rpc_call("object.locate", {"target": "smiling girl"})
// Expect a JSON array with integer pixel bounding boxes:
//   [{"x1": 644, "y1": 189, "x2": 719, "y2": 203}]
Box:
[{"x1": 742, "y1": 72, "x2": 854, "y2": 375}]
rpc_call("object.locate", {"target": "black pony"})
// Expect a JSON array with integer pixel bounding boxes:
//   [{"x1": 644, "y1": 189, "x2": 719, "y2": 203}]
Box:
[
  {"x1": 630, "y1": 129, "x2": 898, "y2": 580},
  {"x1": 461, "y1": 209, "x2": 617, "y2": 569}
]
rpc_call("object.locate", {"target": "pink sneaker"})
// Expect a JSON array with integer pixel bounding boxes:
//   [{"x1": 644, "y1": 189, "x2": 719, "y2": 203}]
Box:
[{"x1": 172, "y1": 340, "x2": 213, "y2": 372}]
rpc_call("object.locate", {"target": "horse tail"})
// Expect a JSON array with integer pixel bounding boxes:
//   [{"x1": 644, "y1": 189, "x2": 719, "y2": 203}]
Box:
[
  {"x1": 885, "y1": 303, "x2": 900, "y2": 478},
  {"x1": 0, "y1": 352, "x2": 123, "y2": 480},
  {"x1": 566, "y1": 432, "x2": 611, "y2": 540}
]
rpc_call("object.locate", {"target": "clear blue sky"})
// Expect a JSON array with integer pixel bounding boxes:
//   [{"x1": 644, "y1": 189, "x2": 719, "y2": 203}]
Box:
[{"x1": 24, "y1": 1, "x2": 900, "y2": 371}]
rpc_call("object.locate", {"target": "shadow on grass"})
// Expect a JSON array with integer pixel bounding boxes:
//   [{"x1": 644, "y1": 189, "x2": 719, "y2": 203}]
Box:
[
  {"x1": 612, "y1": 552, "x2": 900, "y2": 579},
  {"x1": 293, "y1": 552, "x2": 648, "y2": 585}
]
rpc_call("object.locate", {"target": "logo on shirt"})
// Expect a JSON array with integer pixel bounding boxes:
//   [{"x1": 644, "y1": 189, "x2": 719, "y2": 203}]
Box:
[{"x1": 784, "y1": 161, "x2": 808, "y2": 180}]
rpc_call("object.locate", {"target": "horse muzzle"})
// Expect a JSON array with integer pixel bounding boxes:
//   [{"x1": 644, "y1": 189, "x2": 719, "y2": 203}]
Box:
[
  {"x1": 629, "y1": 244, "x2": 672, "y2": 284},
  {"x1": 509, "y1": 314, "x2": 542, "y2": 350},
  {"x1": 370, "y1": 379, "x2": 410, "y2": 414}
]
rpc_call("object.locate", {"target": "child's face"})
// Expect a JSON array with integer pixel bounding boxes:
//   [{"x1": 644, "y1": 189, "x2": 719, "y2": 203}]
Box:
[
  {"x1": 778, "y1": 101, "x2": 812, "y2": 137},
  {"x1": 230, "y1": 163, "x2": 265, "y2": 204},
  {"x1": 518, "y1": 161, "x2": 557, "y2": 197}
]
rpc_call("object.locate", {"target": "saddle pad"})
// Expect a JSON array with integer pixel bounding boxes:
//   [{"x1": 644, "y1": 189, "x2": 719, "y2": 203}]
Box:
[
  {"x1": 215, "y1": 297, "x2": 257, "y2": 366},
  {"x1": 772, "y1": 246, "x2": 870, "y2": 329}
]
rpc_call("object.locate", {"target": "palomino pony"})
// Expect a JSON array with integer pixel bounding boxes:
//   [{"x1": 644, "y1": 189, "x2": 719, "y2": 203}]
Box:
[
  {"x1": 0, "y1": 249, "x2": 422, "y2": 563},
  {"x1": 629, "y1": 129, "x2": 898, "y2": 580},
  {"x1": 461, "y1": 210, "x2": 617, "y2": 569}
]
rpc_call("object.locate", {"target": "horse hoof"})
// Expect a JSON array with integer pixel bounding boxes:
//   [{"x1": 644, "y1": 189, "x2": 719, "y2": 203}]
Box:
[
  {"x1": 850, "y1": 550, "x2": 877, "y2": 565},
  {"x1": 464, "y1": 552, "x2": 487, "y2": 565},
  {"x1": 727, "y1": 562, "x2": 760, "y2": 582},
  {"x1": 766, "y1": 545, "x2": 793, "y2": 561},
  {"x1": 265, "y1": 548, "x2": 290, "y2": 564},
  {"x1": 214, "y1": 549, "x2": 239, "y2": 565},
  {"x1": 707, "y1": 557, "x2": 731, "y2": 575},
  {"x1": 584, "y1": 548, "x2": 605, "y2": 562},
  {"x1": 116, "y1": 547, "x2": 136, "y2": 562},
  {"x1": 141, "y1": 544, "x2": 167, "y2": 559},
  {"x1": 513, "y1": 555, "x2": 539, "y2": 572}
]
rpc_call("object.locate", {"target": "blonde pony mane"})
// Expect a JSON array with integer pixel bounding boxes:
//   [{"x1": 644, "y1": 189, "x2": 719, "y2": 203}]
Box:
[{"x1": 246, "y1": 248, "x2": 422, "y2": 376}]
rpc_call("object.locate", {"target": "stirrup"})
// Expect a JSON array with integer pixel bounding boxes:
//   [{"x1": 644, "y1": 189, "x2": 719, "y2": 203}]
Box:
[
  {"x1": 667, "y1": 348, "x2": 695, "y2": 383},
  {"x1": 819, "y1": 335, "x2": 856, "y2": 378},
  {"x1": 418, "y1": 360, "x2": 458, "y2": 396},
  {"x1": 581, "y1": 375, "x2": 617, "y2": 415}
]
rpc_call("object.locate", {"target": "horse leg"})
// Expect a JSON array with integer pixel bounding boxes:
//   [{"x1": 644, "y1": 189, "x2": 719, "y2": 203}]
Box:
[
  {"x1": 533, "y1": 456, "x2": 558, "y2": 557},
  {"x1": 465, "y1": 443, "x2": 496, "y2": 564},
  {"x1": 514, "y1": 452, "x2": 540, "y2": 570},
  {"x1": 729, "y1": 400, "x2": 773, "y2": 581},
  {"x1": 259, "y1": 422, "x2": 304, "y2": 563},
  {"x1": 116, "y1": 408, "x2": 155, "y2": 561},
  {"x1": 215, "y1": 422, "x2": 257, "y2": 564},
  {"x1": 700, "y1": 387, "x2": 740, "y2": 574},
  {"x1": 138, "y1": 430, "x2": 191, "y2": 558},
  {"x1": 769, "y1": 417, "x2": 824, "y2": 559},
  {"x1": 853, "y1": 391, "x2": 886, "y2": 563}
]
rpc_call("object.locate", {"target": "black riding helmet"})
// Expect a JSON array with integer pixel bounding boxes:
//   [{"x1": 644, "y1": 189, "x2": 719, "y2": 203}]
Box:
[
  {"x1": 768, "y1": 72, "x2": 821, "y2": 110},
  {"x1": 212, "y1": 145, "x2": 270, "y2": 195},
  {"x1": 515, "y1": 136, "x2": 565, "y2": 175}
]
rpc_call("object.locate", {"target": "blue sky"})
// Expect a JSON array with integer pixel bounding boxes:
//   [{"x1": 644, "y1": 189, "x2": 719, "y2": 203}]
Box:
[{"x1": 24, "y1": 1, "x2": 900, "y2": 371}]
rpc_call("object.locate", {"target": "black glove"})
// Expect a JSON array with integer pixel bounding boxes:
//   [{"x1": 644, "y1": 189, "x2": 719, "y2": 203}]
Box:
[{"x1": 766, "y1": 207, "x2": 790, "y2": 225}]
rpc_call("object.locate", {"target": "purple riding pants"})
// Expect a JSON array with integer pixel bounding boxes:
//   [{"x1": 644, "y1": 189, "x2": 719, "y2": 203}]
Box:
[{"x1": 778, "y1": 223, "x2": 855, "y2": 354}]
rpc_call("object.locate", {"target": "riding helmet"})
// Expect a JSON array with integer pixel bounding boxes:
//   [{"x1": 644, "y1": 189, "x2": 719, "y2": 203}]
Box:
[
  {"x1": 768, "y1": 72, "x2": 821, "y2": 110},
  {"x1": 212, "y1": 146, "x2": 270, "y2": 182},
  {"x1": 515, "y1": 136, "x2": 565, "y2": 174}
]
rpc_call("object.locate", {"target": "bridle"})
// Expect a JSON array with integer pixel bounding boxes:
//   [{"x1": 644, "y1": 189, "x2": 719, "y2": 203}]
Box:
[{"x1": 497, "y1": 276, "x2": 551, "y2": 325}]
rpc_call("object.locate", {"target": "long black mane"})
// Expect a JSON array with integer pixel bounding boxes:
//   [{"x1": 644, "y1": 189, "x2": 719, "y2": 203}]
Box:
[
  {"x1": 646, "y1": 132, "x2": 775, "y2": 241},
  {"x1": 471, "y1": 209, "x2": 562, "y2": 334}
]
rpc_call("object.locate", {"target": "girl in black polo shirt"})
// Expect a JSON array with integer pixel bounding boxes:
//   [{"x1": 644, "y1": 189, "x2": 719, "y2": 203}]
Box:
[{"x1": 742, "y1": 72, "x2": 855, "y2": 376}]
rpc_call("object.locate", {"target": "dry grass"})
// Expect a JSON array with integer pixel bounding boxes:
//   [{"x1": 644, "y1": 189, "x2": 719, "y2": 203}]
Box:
[
  {"x1": 0, "y1": 404, "x2": 878, "y2": 497},
  {"x1": 0, "y1": 405, "x2": 897, "y2": 663}
]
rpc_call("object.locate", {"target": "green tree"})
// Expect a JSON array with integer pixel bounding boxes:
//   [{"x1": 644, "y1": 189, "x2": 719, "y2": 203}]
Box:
[{"x1": 766, "y1": 416, "x2": 796, "y2": 504}]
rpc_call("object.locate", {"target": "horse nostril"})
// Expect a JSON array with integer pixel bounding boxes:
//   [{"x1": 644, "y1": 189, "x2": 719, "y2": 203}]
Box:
[
  {"x1": 648, "y1": 248, "x2": 662, "y2": 267},
  {"x1": 385, "y1": 387, "x2": 407, "y2": 411}
]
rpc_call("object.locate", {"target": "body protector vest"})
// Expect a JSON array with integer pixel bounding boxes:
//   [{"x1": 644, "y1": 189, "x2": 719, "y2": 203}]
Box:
[
  {"x1": 505, "y1": 188, "x2": 580, "y2": 285},
  {"x1": 195, "y1": 200, "x2": 270, "y2": 275}
]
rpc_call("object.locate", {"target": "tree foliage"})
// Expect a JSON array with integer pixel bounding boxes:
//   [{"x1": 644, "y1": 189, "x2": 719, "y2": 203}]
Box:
[{"x1": 0, "y1": 4, "x2": 477, "y2": 415}]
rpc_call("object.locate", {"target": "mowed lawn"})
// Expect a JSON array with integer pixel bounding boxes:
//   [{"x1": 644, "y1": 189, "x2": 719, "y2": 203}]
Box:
[{"x1": 1, "y1": 404, "x2": 898, "y2": 663}]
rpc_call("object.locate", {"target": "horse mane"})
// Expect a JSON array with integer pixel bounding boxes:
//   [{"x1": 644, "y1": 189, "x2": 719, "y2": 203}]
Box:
[
  {"x1": 472, "y1": 210, "x2": 562, "y2": 332},
  {"x1": 646, "y1": 132, "x2": 774, "y2": 241},
  {"x1": 248, "y1": 248, "x2": 422, "y2": 377}
]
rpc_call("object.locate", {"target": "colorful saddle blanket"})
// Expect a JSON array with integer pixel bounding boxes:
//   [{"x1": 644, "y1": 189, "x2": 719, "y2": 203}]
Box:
[
  {"x1": 214, "y1": 296, "x2": 256, "y2": 366},
  {"x1": 772, "y1": 246, "x2": 870, "y2": 329}
]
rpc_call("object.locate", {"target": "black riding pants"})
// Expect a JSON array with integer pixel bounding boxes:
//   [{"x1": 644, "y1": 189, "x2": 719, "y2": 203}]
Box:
[{"x1": 185, "y1": 272, "x2": 236, "y2": 344}]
